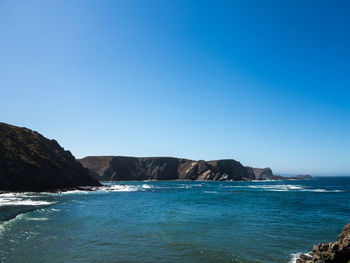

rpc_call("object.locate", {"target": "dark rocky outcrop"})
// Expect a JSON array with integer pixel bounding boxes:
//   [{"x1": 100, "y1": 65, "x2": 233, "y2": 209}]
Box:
[
  {"x1": 80, "y1": 156, "x2": 255, "y2": 181},
  {"x1": 0, "y1": 122, "x2": 101, "y2": 192},
  {"x1": 297, "y1": 223, "x2": 350, "y2": 263}
]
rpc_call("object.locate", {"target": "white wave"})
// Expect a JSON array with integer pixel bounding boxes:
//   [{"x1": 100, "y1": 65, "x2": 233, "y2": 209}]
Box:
[
  {"x1": 0, "y1": 193, "x2": 18, "y2": 198},
  {"x1": 106, "y1": 185, "x2": 139, "y2": 192},
  {"x1": 203, "y1": 191, "x2": 218, "y2": 194},
  {"x1": 60, "y1": 190, "x2": 89, "y2": 194},
  {"x1": 307, "y1": 189, "x2": 326, "y2": 192},
  {"x1": 1, "y1": 192, "x2": 34, "y2": 196},
  {"x1": 289, "y1": 252, "x2": 301, "y2": 263},
  {"x1": 0, "y1": 192, "x2": 56, "y2": 207},
  {"x1": 244, "y1": 184, "x2": 345, "y2": 193},
  {"x1": 0, "y1": 199, "x2": 55, "y2": 206},
  {"x1": 0, "y1": 213, "x2": 26, "y2": 234},
  {"x1": 289, "y1": 252, "x2": 312, "y2": 263},
  {"x1": 25, "y1": 217, "x2": 49, "y2": 221},
  {"x1": 101, "y1": 183, "x2": 155, "y2": 192},
  {"x1": 192, "y1": 184, "x2": 206, "y2": 187},
  {"x1": 248, "y1": 185, "x2": 304, "y2": 191},
  {"x1": 286, "y1": 185, "x2": 303, "y2": 190},
  {"x1": 97, "y1": 183, "x2": 345, "y2": 194}
]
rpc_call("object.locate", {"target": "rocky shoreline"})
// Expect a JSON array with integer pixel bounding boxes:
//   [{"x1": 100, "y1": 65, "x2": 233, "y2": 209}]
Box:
[{"x1": 297, "y1": 223, "x2": 350, "y2": 263}]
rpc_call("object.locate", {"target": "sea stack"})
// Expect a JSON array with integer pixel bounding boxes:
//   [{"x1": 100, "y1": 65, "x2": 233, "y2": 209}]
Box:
[{"x1": 0, "y1": 122, "x2": 101, "y2": 192}]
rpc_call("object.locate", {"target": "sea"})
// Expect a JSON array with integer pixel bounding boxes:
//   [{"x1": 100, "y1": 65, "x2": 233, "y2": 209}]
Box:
[{"x1": 1, "y1": 177, "x2": 350, "y2": 263}]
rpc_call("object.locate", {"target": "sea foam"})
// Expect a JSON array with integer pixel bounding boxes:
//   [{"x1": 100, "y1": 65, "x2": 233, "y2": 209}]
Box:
[
  {"x1": 289, "y1": 252, "x2": 312, "y2": 263},
  {"x1": 0, "y1": 193, "x2": 56, "y2": 207},
  {"x1": 289, "y1": 252, "x2": 301, "y2": 263},
  {"x1": 0, "y1": 213, "x2": 26, "y2": 234}
]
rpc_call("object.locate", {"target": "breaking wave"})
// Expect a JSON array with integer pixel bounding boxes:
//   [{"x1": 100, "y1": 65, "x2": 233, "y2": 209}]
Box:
[
  {"x1": 0, "y1": 193, "x2": 56, "y2": 207},
  {"x1": 0, "y1": 213, "x2": 26, "y2": 234},
  {"x1": 289, "y1": 252, "x2": 311, "y2": 263},
  {"x1": 289, "y1": 252, "x2": 301, "y2": 263},
  {"x1": 97, "y1": 183, "x2": 154, "y2": 192},
  {"x1": 225, "y1": 184, "x2": 345, "y2": 193}
]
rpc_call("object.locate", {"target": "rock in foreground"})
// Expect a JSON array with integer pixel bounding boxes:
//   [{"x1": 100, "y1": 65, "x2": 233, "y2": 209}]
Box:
[
  {"x1": 297, "y1": 223, "x2": 350, "y2": 263},
  {"x1": 0, "y1": 122, "x2": 101, "y2": 192}
]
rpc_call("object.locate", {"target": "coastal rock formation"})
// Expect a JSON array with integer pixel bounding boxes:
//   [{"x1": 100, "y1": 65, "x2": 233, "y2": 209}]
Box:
[
  {"x1": 79, "y1": 156, "x2": 255, "y2": 181},
  {"x1": 294, "y1": 174, "x2": 313, "y2": 179},
  {"x1": 0, "y1": 122, "x2": 101, "y2": 192},
  {"x1": 245, "y1": 167, "x2": 286, "y2": 180},
  {"x1": 297, "y1": 223, "x2": 350, "y2": 263},
  {"x1": 245, "y1": 168, "x2": 313, "y2": 181},
  {"x1": 246, "y1": 167, "x2": 273, "y2": 180}
]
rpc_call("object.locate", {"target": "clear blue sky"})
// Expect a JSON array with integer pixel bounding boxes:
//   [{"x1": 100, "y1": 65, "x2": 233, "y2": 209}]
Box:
[{"x1": 1, "y1": 0, "x2": 349, "y2": 175}]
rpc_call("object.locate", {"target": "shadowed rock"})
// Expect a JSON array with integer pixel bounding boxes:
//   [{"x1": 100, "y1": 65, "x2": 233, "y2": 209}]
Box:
[{"x1": 0, "y1": 122, "x2": 101, "y2": 192}]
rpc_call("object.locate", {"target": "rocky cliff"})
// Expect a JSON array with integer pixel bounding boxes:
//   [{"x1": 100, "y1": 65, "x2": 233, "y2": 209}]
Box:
[
  {"x1": 79, "y1": 156, "x2": 255, "y2": 181},
  {"x1": 0, "y1": 122, "x2": 101, "y2": 192},
  {"x1": 297, "y1": 222, "x2": 350, "y2": 263}
]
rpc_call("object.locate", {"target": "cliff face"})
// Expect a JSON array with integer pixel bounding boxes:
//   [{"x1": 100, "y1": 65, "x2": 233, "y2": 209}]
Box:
[
  {"x1": 297, "y1": 223, "x2": 350, "y2": 263},
  {"x1": 79, "y1": 156, "x2": 255, "y2": 181},
  {"x1": 0, "y1": 122, "x2": 101, "y2": 192}
]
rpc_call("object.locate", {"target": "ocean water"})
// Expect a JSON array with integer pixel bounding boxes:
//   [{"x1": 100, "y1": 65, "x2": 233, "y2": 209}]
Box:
[{"x1": 1, "y1": 177, "x2": 350, "y2": 263}]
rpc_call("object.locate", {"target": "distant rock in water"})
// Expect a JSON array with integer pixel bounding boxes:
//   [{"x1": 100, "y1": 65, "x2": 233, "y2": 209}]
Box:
[
  {"x1": 297, "y1": 222, "x2": 350, "y2": 263},
  {"x1": 0, "y1": 122, "x2": 101, "y2": 192},
  {"x1": 79, "y1": 156, "x2": 255, "y2": 181},
  {"x1": 245, "y1": 167, "x2": 286, "y2": 180},
  {"x1": 245, "y1": 168, "x2": 313, "y2": 181},
  {"x1": 294, "y1": 174, "x2": 312, "y2": 179}
]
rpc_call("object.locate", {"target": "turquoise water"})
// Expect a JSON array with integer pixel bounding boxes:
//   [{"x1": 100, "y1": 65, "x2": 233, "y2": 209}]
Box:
[{"x1": 1, "y1": 177, "x2": 350, "y2": 263}]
